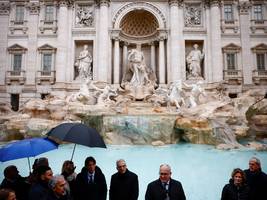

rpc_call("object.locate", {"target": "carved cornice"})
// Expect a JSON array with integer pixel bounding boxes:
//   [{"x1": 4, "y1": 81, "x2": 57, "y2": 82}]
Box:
[
  {"x1": 27, "y1": 2, "x2": 40, "y2": 15},
  {"x1": 0, "y1": 2, "x2": 10, "y2": 15},
  {"x1": 238, "y1": 1, "x2": 251, "y2": 15}
]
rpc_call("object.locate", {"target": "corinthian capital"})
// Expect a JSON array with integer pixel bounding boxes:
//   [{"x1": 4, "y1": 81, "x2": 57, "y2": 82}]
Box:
[
  {"x1": 210, "y1": 0, "x2": 221, "y2": 7},
  {"x1": 238, "y1": 1, "x2": 251, "y2": 15},
  {"x1": 0, "y1": 2, "x2": 10, "y2": 15},
  {"x1": 98, "y1": 0, "x2": 110, "y2": 7},
  {"x1": 169, "y1": 0, "x2": 183, "y2": 7},
  {"x1": 27, "y1": 2, "x2": 40, "y2": 15}
]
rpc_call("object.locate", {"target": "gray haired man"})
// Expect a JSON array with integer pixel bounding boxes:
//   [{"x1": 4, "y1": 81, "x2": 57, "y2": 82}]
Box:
[{"x1": 47, "y1": 175, "x2": 72, "y2": 200}]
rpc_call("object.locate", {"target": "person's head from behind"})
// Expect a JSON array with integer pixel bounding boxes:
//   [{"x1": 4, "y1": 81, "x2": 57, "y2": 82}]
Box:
[
  {"x1": 36, "y1": 157, "x2": 49, "y2": 167},
  {"x1": 159, "y1": 164, "x2": 172, "y2": 183},
  {"x1": 48, "y1": 175, "x2": 68, "y2": 197},
  {"x1": 231, "y1": 168, "x2": 246, "y2": 186},
  {"x1": 0, "y1": 189, "x2": 16, "y2": 200},
  {"x1": 85, "y1": 156, "x2": 96, "y2": 173},
  {"x1": 116, "y1": 159, "x2": 127, "y2": 174},
  {"x1": 249, "y1": 157, "x2": 261, "y2": 172},
  {"x1": 37, "y1": 165, "x2": 53, "y2": 182},
  {"x1": 3, "y1": 165, "x2": 19, "y2": 181},
  {"x1": 61, "y1": 160, "x2": 76, "y2": 175}
]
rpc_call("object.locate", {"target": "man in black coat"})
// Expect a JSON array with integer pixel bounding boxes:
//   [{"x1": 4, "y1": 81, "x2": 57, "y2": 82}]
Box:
[
  {"x1": 145, "y1": 164, "x2": 186, "y2": 200},
  {"x1": 109, "y1": 159, "x2": 139, "y2": 200},
  {"x1": 244, "y1": 157, "x2": 267, "y2": 200},
  {"x1": 0, "y1": 165, "x2": 30, "y2": 200},
  {"x1": 75, "y1": 156, "x2": 107, "y2": 200},
  {"x1": 28, "y1": 165, "x2": 53, "y2": 200}
]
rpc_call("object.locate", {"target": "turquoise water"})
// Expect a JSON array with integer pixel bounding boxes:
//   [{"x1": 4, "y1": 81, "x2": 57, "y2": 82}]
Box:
[{"x1": 1, "y1": 144, "x2": 267, "y2": 200}]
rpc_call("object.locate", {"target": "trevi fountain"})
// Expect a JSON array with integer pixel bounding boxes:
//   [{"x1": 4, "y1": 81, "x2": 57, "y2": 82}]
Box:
[{"x1": 0, "y1": 47, "x2": 266, "y2": 151}]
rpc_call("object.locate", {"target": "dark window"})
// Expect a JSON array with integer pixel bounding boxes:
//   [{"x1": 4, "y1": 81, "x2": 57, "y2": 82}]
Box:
[
  {"x1": 11, "y1": 94, "x2": 19, "y2": 111},
  {"x1": 45, "y1": 5, "x2": 54, "y2": 22},
  {"x1": 226, "y1": 53, "x2": 236, "y2": 70},
  {"x1": 254, "y1": 5, "x2": 263, "y2": 21},
  {"x1": 43, "y1": 53, "x2": 52, "y2": 72},
  {"x1": 13, "y1": 54, "x2": 22, "y2": 72},
  {"x1": 256, "y1": 53, "x2": 265, "y2": 70},
  {"x1": 224, "y1": 4, "x2": 234, "y2": 22},
  {"x1": 15, "y1": 5, "x2": 24, "y2": 23}
]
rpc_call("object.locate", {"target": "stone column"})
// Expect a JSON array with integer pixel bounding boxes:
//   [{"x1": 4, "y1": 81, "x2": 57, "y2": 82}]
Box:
[
  {"x1": 122, "y1": 42, "x2": 128, "y2": 77},
  {"x1": 0, "y1": 2, "x2": 10, "y2": 85},
  {"x1": 26, "y1": 2, "x2": 39, "y2": 85},
  {"x1": 150, "y1": 42, "x2": 156, "y2": 72},
  {"x1": 169, "y1": 0, "x2": 183, "y2": 82},
  {"x1": 158, "y1": 35, "x2": 166, "y2": 84},
  {"x1": 113, "y1": 38, "x2": 120, "y2": 84},
  {"x1": 97, "y1": 0, "x2": 110, "y2": 82},
  {"x1": 210, "y1": 0, "x2": 223, "y2": 82},
  {"x1": 204, "y1": 2, "x2": 212, "y2": 82},
  {"x1": 55, "y1": 0, "x2": 69, "y2": 83},
  {"x1": 239, "y1": 1, "x2": 252, "y2": 84}
]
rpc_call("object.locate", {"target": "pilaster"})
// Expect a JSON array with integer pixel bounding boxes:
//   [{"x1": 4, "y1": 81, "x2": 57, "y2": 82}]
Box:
[
  {"x1": 97, "y1": 0, "x2": 110, "y2": 82},
  {"x1": 26, "y1": 2, "x2": 40, "y2": 85},
  {"x1": 238, "y1": 1, "x2": 253, "y2": 84},
  {"x1": 210, "y1": 0, "x2": 223, "y2": 82},
  {"x1": 55, "y1": 0, "x2": 69, "y2": 83},
  {"x1": 0, "y1": 2, "x2": 10, "y2": 85}
]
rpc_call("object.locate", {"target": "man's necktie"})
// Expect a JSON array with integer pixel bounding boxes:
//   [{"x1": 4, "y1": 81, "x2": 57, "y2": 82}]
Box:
[{"x1": 89, "y1": 174, "x2": 93, "y2": 184}]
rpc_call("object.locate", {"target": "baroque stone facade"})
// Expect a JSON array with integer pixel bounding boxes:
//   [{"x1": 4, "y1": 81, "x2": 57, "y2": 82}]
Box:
[{"x1": 0, "y1": 0, "x2": 267, "y2": 110}]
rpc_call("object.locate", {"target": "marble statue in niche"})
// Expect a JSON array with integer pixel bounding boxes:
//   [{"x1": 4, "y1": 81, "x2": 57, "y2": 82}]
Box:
[
  {"x1": 186, "y1": 44, "x2": 204, "y2": 79},
  {"x1": 74, "y1": 44, "x2": 93, "y2": 80},
  {"x1": 121, "y1": 48, "x2": 157, "y2": 100}
]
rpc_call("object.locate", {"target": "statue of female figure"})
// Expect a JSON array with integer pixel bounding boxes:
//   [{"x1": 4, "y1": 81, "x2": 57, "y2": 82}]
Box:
[
  {"x1": 186, "y1": 44, "x2": 204, "y2": 78},
  {"x1": 76, "y1": 44, "x2": 92, "y2": 80}
]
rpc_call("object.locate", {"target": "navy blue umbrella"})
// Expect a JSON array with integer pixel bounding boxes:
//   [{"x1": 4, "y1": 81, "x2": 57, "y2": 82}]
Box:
[
  {"x1": 0, "y1": 137, "x2": 58, "y2": 172},
  {"x1": 46, "y1": 123, "x2": 106, "y2": 160}
]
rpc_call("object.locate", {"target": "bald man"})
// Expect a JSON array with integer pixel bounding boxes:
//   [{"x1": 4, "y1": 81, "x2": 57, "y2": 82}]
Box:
[{"x1": 145, "y1": 164, "x2": 186, "y2": 200}]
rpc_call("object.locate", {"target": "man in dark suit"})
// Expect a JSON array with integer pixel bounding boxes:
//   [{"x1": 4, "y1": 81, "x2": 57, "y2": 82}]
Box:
[
  {"x1": 75, "y1": 156, "x2": 107, "y2": 200},
  {"x1": 244, "y1": 157, "x2": 267, "y2": 200},
  {"x1": 145, "y1": 164, "x2": 186, "y2": 200},
  {"x1": 109, "y1": 159, "x2": 139, "y2": 200}
]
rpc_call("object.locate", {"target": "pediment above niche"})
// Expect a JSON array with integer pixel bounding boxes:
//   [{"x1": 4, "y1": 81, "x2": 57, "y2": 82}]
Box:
[
  {"x1": 7, "y1": 44, "x2": 27, "y2": 52},
  {"x1": 251, "y1": 43, "x2": 267, "y2": 51},
  {"x1": 38, "y1": 44, "x2": 56, "y2": 51},
  {"x1": 222, "y1": 43, "x2": 241, "y2": 52}
]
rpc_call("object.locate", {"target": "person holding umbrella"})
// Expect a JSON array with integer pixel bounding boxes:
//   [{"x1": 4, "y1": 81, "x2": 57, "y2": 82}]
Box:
[{"x1": 75, "y1": 156, "x2": 107, "y2": 200}]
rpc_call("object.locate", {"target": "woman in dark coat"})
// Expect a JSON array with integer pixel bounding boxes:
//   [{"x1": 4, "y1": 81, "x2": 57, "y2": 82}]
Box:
[{"x1": 221, "y1": 168, "x2": 250, "y2": 200}]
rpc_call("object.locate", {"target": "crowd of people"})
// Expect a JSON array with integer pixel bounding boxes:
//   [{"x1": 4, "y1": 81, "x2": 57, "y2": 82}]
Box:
[{"x1": 0, "y1": 156, "x2": 267, "y2": 200}]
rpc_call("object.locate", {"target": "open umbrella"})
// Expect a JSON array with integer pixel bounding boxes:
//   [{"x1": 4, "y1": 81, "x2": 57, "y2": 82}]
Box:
[
  {"x1": 46, "y1": 122, "x2": 106, "y2": 160},
  {"x1": 0, "y1": 137, "x2": 58, "y2": 172}
]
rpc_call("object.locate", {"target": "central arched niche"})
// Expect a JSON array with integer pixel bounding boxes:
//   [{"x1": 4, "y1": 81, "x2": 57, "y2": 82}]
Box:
[{"x1": 119, "y1": 10, "x2": 159, "y2": 39}]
